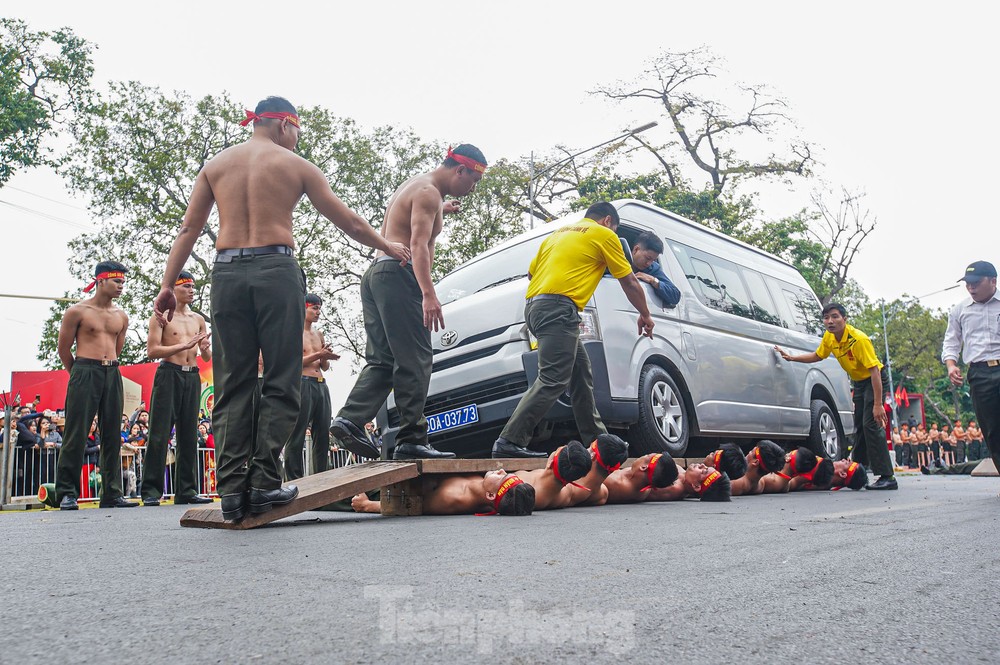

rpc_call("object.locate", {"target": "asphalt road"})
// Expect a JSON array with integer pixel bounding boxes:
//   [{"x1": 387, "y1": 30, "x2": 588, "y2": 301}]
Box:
[{"x1": 2, "y1": 473, "x2": 997, "y2": 664}]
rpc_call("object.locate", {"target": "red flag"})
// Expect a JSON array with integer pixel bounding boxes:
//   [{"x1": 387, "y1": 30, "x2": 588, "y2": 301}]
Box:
[{"x1": 900, "y1": 387, "x2": 910, "y2": 407}]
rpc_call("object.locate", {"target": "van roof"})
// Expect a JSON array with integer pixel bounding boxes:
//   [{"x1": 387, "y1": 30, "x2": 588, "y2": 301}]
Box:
[{"x1": 446, "y1": 198, "x2": 798, "y2": 274}]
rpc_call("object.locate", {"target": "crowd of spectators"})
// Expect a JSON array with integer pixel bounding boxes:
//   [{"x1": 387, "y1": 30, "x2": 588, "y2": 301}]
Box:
[{"x1": 891, "y1": 419, "x2": 987, "y2": 470}]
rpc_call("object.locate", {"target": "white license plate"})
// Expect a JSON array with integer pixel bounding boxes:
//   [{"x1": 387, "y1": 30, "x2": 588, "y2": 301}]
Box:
[{"x1": 427, "y1": 404, "x2": 479, "y2": 434}]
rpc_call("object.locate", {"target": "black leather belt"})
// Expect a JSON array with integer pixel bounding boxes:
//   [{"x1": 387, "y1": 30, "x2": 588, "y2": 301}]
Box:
[
  {"x1": 527, "y1": 293, "x2": 575, "y2": 307},
  {"x1": 75, "y1": 358, "x2": 119, "y2": 367},
  {"x1": 215, "y1": 245, "x2": 294, "y2": 263},
  {"x1": 970, "y1": 359, "x2": 1000, "y2": 368},
  {"x1": 161, "y1": 361, "x2": 199, "y2": 372},
  {"x1": 302, "y1": 375, "x2": 326, "y2": 383}
]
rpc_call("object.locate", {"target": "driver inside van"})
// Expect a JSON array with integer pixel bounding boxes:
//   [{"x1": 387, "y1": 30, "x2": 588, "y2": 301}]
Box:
[{"x1": 630, "y1": 231, "x2": 681, "y2": 308}]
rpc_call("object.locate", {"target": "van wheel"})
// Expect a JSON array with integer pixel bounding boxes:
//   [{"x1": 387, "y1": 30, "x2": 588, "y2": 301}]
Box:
[
  {"x1": 629, "y1": 364, "x2": 689, "y2": 457},
  {"x1": 808, "y1": 399, "x2": 843, "y2": 459}
]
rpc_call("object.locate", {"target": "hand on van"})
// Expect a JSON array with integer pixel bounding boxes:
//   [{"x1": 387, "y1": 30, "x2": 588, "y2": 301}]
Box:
[
  {"x1": 423, "y1": 292, "x2": 445, "y2": 332},
  {"x1": 638, "y1": 313, "x2": 654, "y2": 339}
]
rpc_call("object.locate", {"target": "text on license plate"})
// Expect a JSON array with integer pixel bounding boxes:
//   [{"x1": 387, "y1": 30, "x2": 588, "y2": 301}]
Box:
[{"x1": 427, "y1": 404, "x2": 479, "y2": 434}]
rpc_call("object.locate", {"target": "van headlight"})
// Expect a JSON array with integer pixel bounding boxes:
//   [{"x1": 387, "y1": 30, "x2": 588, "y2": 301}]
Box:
[{"x1": 579, "y1": 308, "x2": 602, "y2": 341}]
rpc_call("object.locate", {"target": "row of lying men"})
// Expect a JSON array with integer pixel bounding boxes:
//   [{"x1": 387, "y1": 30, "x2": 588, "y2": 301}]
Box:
[{"x1": 351, "y1": 436, "x2": 869, "y2": 516}]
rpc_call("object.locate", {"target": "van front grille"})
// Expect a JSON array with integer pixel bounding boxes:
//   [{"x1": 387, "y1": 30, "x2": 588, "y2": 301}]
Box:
[{"x1": 387, "y1": 373, "x2": 529, "y2": 427}]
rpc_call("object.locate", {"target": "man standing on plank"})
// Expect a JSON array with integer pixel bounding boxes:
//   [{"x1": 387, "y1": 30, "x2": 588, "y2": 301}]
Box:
[
  {"x1": 283, "y1": 293, "x2": 340, "y2": 479},
  {"x1": 331, "y1": 145, "x2": 485, "y2": 461},
  {"x1": 154, "y1": 96, "x2": 410, "y2": 522},
  {"x1": 141, "y1": 270, "x2": 213, "y2": 506},
  {"x1": 493, "y1": 201, "x2": 654, "y2": 458},
  {"x1": 776, "y1": 303, "x2": 896, "y2": 490},
  {"x1": 56, "y1": 261, "x2": 135, "y2": 510}
]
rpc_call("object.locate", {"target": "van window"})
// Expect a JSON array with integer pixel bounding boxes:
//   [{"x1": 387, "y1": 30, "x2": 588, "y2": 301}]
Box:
[
  {"x1": 670, "y1": 242, "x2": 753, "y2": 320},
  {"x1": 435, "y1": 235, "x2": 546, "y2": 305},
  {"x1": 764, "y1": 275, "x2": 822, "y2": 336},
  {"x1": 741, "y1": 269, "x2": 782, "y2": 327}
]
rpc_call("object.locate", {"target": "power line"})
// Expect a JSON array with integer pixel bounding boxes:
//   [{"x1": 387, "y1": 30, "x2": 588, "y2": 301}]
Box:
[
  {"x1": 4, "y1": 185, "x2": 89, "y2": 211},
  {"x1": 0, "y1": 199, "x2": 94, "y2": 232},
  {"x1": 0, "y1": 293, "x2": 80, "y2": 303}
]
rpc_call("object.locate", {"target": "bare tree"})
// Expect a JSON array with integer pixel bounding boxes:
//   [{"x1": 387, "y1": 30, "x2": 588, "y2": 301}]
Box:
[{"x1": 808, "y1": 188, "x2": 877, "y2": 305}]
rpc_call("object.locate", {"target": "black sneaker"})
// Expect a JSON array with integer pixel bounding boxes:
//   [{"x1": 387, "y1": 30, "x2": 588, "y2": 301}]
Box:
[
  {"x1": 866, "y1": 476, "x2": 898, "y2": 490},
  {"x1": 59, "y1": 495, "x2": 79, "y2": 511}
]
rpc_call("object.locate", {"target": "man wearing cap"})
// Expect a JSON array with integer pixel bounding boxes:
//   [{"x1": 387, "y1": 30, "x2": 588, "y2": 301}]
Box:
[
  {"x1": 56, "y1": 260, "x2": 135, "y2": 510},
  {"x1": 141, "y1": 270, "x2": 212, "y2": 506},
  {"x1": 154, "y1": 96, "x2": 410, "y2": 522},
  {"x1": 942, "y1": 260, "x2": 1000, "y2": 487},
  {"x1": 283, "y1": 293, "x2": 339, "y2": 480},
  {"x1": 775, "y1": 303, "x2": 897, "y2": 490},
  {"x1": 331, "y1": 145, "x2": 486, "y2": 461},
  {"x1": 492, "y1": 201, "x2": 655, "y2": 458}
]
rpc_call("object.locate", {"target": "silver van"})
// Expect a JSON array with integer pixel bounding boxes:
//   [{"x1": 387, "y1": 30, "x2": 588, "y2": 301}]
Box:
[{"x1": 377, "y1": 199, "x2": 854, "y2": 458}]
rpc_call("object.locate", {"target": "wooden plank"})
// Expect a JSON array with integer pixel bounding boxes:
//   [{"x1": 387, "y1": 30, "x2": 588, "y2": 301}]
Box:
[
  {"x1": 971, "y1": 458, "x2": 998, "y2": 477},
  {"x1": 180, "y1": 461, "x2": 418, "y2": 530},
  {"x1": 414, "y1": 458, "x2": 549, "y2": 474},
  {"x1": 380, "y1": 478, "x2": 424, "y2": 516}
]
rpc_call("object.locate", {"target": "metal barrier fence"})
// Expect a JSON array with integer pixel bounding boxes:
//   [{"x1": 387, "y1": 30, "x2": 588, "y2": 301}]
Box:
[{"x1": 4, "y1": 440, "x2": 364, "y2": 504}]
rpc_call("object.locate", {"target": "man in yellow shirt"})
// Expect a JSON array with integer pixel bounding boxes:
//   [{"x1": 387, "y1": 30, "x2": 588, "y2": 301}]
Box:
[
  {"x1": 493, "y1": 202, "x2": 655, "y2": 457},
  {"x1": 774, "y1": 303, "x2": 896, "y2": 490}
]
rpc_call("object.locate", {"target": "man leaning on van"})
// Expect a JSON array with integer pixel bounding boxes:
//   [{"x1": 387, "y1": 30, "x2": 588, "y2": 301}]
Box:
[{"x1": 492, "y1": 201, "x2": 655, "y2": 458}]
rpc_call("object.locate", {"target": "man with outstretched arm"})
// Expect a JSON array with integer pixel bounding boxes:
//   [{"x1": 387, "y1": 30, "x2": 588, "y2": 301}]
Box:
[
  {"x1": 141, "y1": 271, "x2": 213, "y2": 506},
  {"x1": 55, "y1": 261, "x2": 135, "y2": 510},
  {"x1": 493, "y1": 202, "x2": 655, "y2": 458},
  {"x1": 332, "y1": 145, "x2": 485, "y2": 461},
  {"x1": 154, "y1": 96, "x2": 410, "y2": 523},
  {"x1": 775, "y1": 303, "x2": 896, "y2": 490}
]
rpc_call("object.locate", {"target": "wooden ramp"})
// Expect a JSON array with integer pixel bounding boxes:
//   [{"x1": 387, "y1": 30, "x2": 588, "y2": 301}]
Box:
[
  {"x1": 971, "y1": 458, "x2": 999, "y2": 477},
  {"x1": 180, "y1": 461, "x2": 418, "y2": 530},
  {"x1": 180, "y1": 458, "x2": 550, "y2": 528}
]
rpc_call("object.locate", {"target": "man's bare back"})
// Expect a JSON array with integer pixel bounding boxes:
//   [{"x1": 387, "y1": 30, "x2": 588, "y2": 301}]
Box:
[{"x1": 378, "y1": 174, "x2": 446, "y2": 256}]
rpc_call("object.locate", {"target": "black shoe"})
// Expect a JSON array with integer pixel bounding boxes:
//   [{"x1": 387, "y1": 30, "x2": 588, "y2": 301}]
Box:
[
  {"x1": 221, "y1": 492, "x2": 249, "y2": 522},
  {"x1": 174, "y1": 495, "x2": 214, "y2": 505},
  {"x1": 492, "y1": 437, "x2": 548, "y2": 458},
  {"x1": 99, "y1": 497, "x2": 139, "y2": 508},
  {"x1": 59, "y1": 495, "x2": 79, "y2": 511},
  {"x1": 392, "y1": 444, "x2": 457, "y2": 460},
  {"x1": 920, "y1": 466, "x2": 931, "y2": 475},
  {"x1": 143, "y1": 497, "x2": 161, "y2": 506},
  {"x1": 249, "y1": 485, "x2": 299, "y2": 514},
  {"x1": 866, "y1": 476, "x2": 898, "y2": 490},
  {"x1": 330, "y1": 417, "x2": 381, "y2": 459}
]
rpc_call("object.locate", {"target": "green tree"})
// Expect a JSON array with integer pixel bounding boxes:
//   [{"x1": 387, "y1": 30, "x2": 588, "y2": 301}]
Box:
[{"x1": 0, "y1": 18, "x2": 93, "y2": 186}]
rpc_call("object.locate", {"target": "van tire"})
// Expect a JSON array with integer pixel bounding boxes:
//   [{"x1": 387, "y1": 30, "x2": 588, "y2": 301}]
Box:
[
  {"x1": 629, "y1": 364, "x2": 689, "y2": 457},
  {"x1": 808, "y1": 399, "x2": 843, "y2": 460}
]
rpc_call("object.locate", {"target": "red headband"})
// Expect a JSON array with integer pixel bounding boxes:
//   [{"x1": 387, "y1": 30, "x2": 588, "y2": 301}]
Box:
[
  {"x1": 713, "y1": 449, "x2": 723, "y2": 470},
  {"x1": 83, "y1": 271, "x2": 126, "y2": 293},
  {"x1": 832, "y1": 462, "x2": 860, "y2": 491},
  {"x1": 240, "y1": 110, "x2": 301, "y2": 128},
  {"x1": 446, "y1": 146, "x2": 486, "y2": 174},
  {"x1": 697, "y1": 470, "x2": 722, "y2": 495},
  {"x1": 790, "y1": 454, "x2": 822, "y2": 482},
  {"x1": 551, "y1": 448, "x2": 589, "y2": 491},
  {"x1": 590, "y1": 440, "x2": 622, "y2": 474},
  {"x1": 175, "y1": 277, "x2": 194, "y2": 286},
  {"x1": 476, "y1": 475, "x2": 525, "y2": 516},
  {"x1": 640, "y1": 453, "x2": 663, "y2": 492}
]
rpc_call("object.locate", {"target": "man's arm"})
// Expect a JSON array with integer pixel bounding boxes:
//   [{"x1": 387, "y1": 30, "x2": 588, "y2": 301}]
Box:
[
  {"x1": 410, "y1": 188, "x2": 445, "y2": 332},
  {"x1": 155, "y1": 171, "x2": 215, "y2": 324},
  {"x1": 942, "y1": 305, "x2": 964, "y2": 386},
  {"x1": 146, "y1": 315, "x2": 205, "y2": 359},
  {"x1": 642, "y1": 263, "x2": 681, "y2": 308},
  {"x1": 56, "y1": 306, "x2": 82, "y2": 371},
  {"x1": 774, "y1": 347, "x2": 822, "y2": 363},
  {"x1": 302, "y1": 164, "x2": 410, "y2": 263},
  {"x1": 115, "y1": 311, "x2": 128, "y2": 358},
  {"x1": 197, "y1": 315, "x2": 212, "y2": 361},
  {"x1": 617, "y1": 274, "x2": 654, "y2": 338}
]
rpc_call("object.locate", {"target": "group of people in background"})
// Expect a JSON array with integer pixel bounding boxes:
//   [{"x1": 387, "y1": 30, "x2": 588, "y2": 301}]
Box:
[{"x1": 892, "y1": 420, "x2": 986, "y2": 470}]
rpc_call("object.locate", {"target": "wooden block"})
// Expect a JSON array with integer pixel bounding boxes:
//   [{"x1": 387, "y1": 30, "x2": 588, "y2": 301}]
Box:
[
  {"x1": 380, "y1": 478, "x2": 424, "y2": 516},
  {"x1": 414, "y1": 458, "x2": 549, "y2": 474},
  {"x1": 180, "y1": 461, "x2": 418, "y2": 530},
  {"x1": 971, "y1": 458, "x2": 999, "y2": 477}
]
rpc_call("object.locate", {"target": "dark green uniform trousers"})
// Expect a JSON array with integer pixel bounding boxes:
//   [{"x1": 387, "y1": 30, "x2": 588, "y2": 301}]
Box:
[
  {"x1": 284, "y1": 376, "x2": 332, "y2": 479},
  {"x1": 851, "y1": 373, "x2": 894, "y2": 478},
  {"x1": 926, "y1": 460, "x2": 981, "y2": 475},
  {"x1": 56, "y1": 361, "x2": 124, "y2": 503},
  {"x1": 968, "y1": 363, "x2": 1000, "y2": 478},
  {"x1": 211, "y1": 253, "x2": 305, "y2": 496},
  {"x1": 339, "y1": 259, "x2": 431, "y2": 448},
  {"x1": 141, "y1": 362, "x2": 201, "y2": 501},
  {"x1": 500, "y1": 297, "x2": 606, "y2": 447}
]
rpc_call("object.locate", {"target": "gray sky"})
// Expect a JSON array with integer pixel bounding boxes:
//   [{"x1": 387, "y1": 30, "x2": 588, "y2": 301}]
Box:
[{"x1": 2, "y1": 1, "x2": 998, "y2": 406}]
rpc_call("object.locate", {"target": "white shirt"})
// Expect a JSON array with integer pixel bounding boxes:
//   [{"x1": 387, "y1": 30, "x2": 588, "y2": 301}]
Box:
[{"x1": 941, "y1": 291, "x2": 1000, "y2": 364}]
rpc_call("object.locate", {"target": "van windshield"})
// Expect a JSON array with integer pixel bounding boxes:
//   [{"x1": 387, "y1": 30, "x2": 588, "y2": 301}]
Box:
[{"x1": 436, "y1": 234, "x2": 548, "y2": 305}]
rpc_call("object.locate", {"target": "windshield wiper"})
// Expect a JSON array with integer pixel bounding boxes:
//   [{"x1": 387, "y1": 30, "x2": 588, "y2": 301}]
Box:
[{"x1": 474, "y1": 274, "x2": 528, "y2": 294}]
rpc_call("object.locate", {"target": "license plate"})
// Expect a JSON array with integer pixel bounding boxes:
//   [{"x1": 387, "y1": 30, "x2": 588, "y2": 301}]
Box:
[{"x1": 427, "y1": 404, "x2": 479, "y2": 434}]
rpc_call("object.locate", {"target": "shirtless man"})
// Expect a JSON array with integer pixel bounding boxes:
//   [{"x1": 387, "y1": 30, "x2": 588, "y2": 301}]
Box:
[
  {"x1": 332, "y1": 145, "x2": 486, "y2": 461},
  {"x1": 603, "y1": 452, "x2": 680, "y2": 504},
  {"x1": 549, "y1": 433, "x2": 631, "y2": 508},
  {"x1": 794, "y1": 459, "x2": 869, "y2": 490},
  {"x1": 141, "y1": 271, "x2": 212, "y2": 506},
  {"x1": 759, "y1": 447, "x2": 829, "y2": 493},
  {"x1": 350, "y1": 469, "x2": 535, "y2": 516},
  {"x1": 700, "y1": 443, "x2": 748, "y2": 480},
  {"x1": 730, "y1": 440, "x2": 786, "y2": 497},
  {"x1": 645, "y1": 462, "x2": 731, "y2": 502},
  {"x1": 55, "y1": 260, "x2": 134, "y2": 510},
  {"x1": 513, "y1": 440, "x2": 596, "y2": 510},
  {"x1": 283, "y1": 294, "x2": 340, "y2": 480},
  {"x1": 154, "y1": 96, "x2": 409, "y2": 523}
]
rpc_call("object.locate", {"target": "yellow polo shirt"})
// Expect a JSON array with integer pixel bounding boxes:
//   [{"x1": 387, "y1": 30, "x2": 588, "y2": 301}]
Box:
[
  {"x1": 525, "y1": 218, "x2": 633, "y2": 310},
  {"x1": 815, "y1": 323, "x2": 883, "y2": 382}
]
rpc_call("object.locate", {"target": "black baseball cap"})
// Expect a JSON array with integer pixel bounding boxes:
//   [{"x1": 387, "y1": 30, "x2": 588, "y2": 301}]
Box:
[{"x1": 958, "y1": 261, "x2": 997, "y2": 282}]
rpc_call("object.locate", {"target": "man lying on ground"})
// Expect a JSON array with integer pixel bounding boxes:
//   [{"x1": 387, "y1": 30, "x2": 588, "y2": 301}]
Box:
[
  {"x1": 644, "y1": 461, "x2": 732, "y2": 502},
  {"x1": 920, "y1": 460, "x2": 985, "y2": 475},
  {"x1": 730, "y1": 440, "x2": 787, "y2": 496},
  {"x1": 790, "y1": 459, "x2": 869, "y2": 491},
  {"x1": 786, "y1": 456, "x2": 835, "y2": 492},
  {"x1": 603, "y1": 452, "x2": 681, "y2": 504},
  {"x1": 701, "y1": 443, "x2": 748, "y2": 480},
  {"x1": 351, "y1": 469, "x2": 535, "y2": 516},
  {"x1": 759, "y1": 447, "x2": 826, "y2": 493},
  {"x1": 517, "y1": 434, "x2": 630, "y2": 509},
  {"x1": 560, "y1": 433, "x2": 632, "y2": 507},
  {"x1": 511, "y1": 440, "x2": 594, "y2": 510}
]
